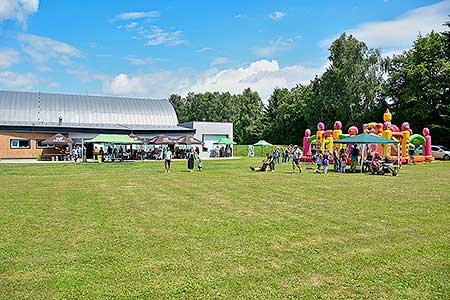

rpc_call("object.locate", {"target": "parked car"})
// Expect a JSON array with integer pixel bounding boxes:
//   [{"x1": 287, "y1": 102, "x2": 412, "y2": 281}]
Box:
[
  {"x1": 431, "y1": 145, "x2": 450, "y2": 160},
  {"x1": 415, "y1": 145, "x2": 424, "y2": 155}
]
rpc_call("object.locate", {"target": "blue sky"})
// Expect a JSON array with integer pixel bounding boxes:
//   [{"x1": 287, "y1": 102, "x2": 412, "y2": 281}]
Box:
[{"x1": 0, "y1": 0, "x2": 449, "y2": 100}]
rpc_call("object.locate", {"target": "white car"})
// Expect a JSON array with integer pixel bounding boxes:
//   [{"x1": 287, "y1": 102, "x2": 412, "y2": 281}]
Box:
[{"x1": 431, "y1": 145, "x2": 450, "y2": 160}]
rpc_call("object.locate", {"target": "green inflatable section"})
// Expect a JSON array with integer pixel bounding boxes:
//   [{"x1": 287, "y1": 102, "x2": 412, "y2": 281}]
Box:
[{"x1": 409, "y1": 134, "x2": 426, "y2": 145}]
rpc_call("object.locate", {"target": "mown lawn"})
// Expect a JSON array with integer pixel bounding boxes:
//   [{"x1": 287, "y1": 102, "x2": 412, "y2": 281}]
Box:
[{"x1": 0, "y1": 159, "x2": 449, "y2": 300}]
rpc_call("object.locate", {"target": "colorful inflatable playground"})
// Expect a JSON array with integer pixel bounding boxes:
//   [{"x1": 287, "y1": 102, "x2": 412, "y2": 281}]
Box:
[{"x1": 302, "y1": 109, "x2": 433, "y2": 164}]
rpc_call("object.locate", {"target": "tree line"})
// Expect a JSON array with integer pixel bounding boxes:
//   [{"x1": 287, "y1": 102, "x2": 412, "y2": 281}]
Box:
[{"x1": 170, "y1": 21, "x2": 450, "y2": 146}]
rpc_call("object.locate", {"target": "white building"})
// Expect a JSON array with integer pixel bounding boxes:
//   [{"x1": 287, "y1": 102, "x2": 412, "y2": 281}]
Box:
[
  {"x1": 0, "y1": 90, "x2": 233, "y2": 159},
  {"x1": 179, "y1": 121, "x2": 233, "y2": 158}
]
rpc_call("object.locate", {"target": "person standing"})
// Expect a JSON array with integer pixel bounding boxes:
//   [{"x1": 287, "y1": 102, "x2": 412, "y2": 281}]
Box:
[
  {"x1": 292, "y1": 145, "x2": 303, "y2": 173},
  {"x1": 164, "y1": 147, "x2": 172, "y2": 173},
  {"x1": 215, "y1": 146, "x2": 220, "y2": 158},
  {"x1": 98, "y1": 147, "x2": 105, "y2": 162},
  {"x1": 64, "y1": 146, "x2": 71, "y2": 161},
  {"x1": 339, "y1": 147, "x2": 347, "y2": 173},
  {"x1": 72, "y1": 146, "x2": 78, "y2": 163},
  {"x1": 107, "y1": 146, "x2": 113, "y2": 161},
  {"x1": 187, "y1": 147, "x2": 196, "y2": 172},
  {"x1": 323, "y1": 149, "x2": 330, "y2": 174},
  {"x1": 333, "y1": 146, "x2": 339, "y2": 172},
  {"x1": 162, "y1": 147, "x2": 168, "y2": 161},
  {"x1": 350, "y1": 144, "x2": 360, "y2": 173},
  {"x1": 316, "y1": 150, "x2": 323, "y2": 173},
  {"x1": 273, "y1": 147, "x2": 280, "y2": 164},
  {"x1": 288, "y1": 145, "x2": 293, "y2": 163},
  {"x1": 267, "y1": 153, "x2": 275, "y2": 172},
  {"x1": 197, "y1": 158, "x2": 203, "y2": 172}
]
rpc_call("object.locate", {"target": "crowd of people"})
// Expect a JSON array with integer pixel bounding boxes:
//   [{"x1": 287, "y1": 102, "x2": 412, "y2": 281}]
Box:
[
  {"x1": 54, "y1": 145, "x2": 83, "y2": 162},
  {"x1": 250, "y1": 143, "x2": 403, "y2": 175},
  {"x1": 56, "y1": 141, "x2": 408, "y2": 176},
  {"x1": 164, "y1": 146, "x2": 202, "y2": 173},
  {"x1": 250, "y1": 145, "x2": 304, "y2": 173},
  {"x1": 91, "y1": 145, "x2": 203, "y2": 162},
  {"x1": 214, "y1": 145, "x2": 233, "y2": 158}
]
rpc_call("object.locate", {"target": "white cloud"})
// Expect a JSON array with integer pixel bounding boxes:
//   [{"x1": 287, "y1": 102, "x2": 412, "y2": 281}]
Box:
[
  {"x1": 104, "y1": 70, "x2": 195, "y2": 99},
  {"x1": 18, "y1": 33, "x2": 81, "y2": 68},
  {"x1": 145, "y1": 26, "x2": 184, "y2": 46},
  {"x1": 210, "y1": 57, "x2": 232, "y2": 66},
  {"x1": 0, "y1": 48, "x2": 21, "y2": 68},
  {"x1": 0, "y1": 0, "x2": 39, "y2": 25},
  {"x1": 189, "y1": 60, "x2": 324, "y2": 100},
  {"x1": 115, "y1": 11, "x2": 160, "y2": 20},
  {"x1": 125, "y1": 22, "x2": 138, "y2": 29},
  {"x1": 254, "y1": 37, "x2": 295, "y2": 57},
  {"x1": 95, "y1": 54, "x2": 113, "y2": 58},
  {"x1": 270, "y1": 11, "x2": 286, "y2": 21},
  {"x1": 320, "y1": 0, "x2": 450, "y2": 49},
  {"x1": 114, "y1": 12, "x2": 184, "y2": 47},
  {"x1": 197, "y1": 47, "x2": 212, "y2": 53},
  {"x1": 103, "y1": 59, "x2": 325, "y2": 101},
  {"x1": 125, "y1": 56, "x2": 165, "y2": 65},
  {"x1": 0, "y1": 71, "x2": 36, "y2": 89},
  {"x1": 382, "y1": 47, "x2": 409, "y2": 58},
  {"x1": 65, "y1": 69, "x2": 107, "y2": 83}
]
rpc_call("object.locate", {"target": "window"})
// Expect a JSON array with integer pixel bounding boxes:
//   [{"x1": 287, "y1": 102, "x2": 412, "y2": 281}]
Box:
[
  {"x1": 36, "y1": 139, "x2": 55, "y2": 149},
  {"x1": 431, "y1": 146, "x2": 439, "y2": 151},
  {"x1": 10, "y1": 139, "x2": 31, "y2": 149}
]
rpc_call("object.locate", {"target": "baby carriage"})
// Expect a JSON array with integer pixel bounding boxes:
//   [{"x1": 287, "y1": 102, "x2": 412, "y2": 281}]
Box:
[{"x1": 370, "y1": 157, "x2": 399, "y2": 176}]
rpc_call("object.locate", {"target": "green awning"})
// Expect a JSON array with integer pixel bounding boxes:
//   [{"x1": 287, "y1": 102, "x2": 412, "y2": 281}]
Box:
[
  {"x1": 253, "y1": 140, "x2": 273, "y2": 146},
  {"x1": 336, "y1": 133, "x2": 397, "y2": 144},
  {"x1": 85, "y1": 134, "x2": 142, "y2": 144},
  {"x1": 213, "y1": 137, "x2": 237, "y2": 145}
]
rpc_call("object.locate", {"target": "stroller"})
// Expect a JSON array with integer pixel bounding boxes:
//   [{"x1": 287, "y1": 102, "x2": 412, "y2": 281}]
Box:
[{"x1": 370, "y1": 156, "x2": 399, "y2": 176}]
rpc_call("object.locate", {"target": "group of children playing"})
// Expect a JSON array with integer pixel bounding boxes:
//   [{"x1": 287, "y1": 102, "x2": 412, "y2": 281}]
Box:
[
  {"x1": 251, "y1": 144, "x2": 363, "y2": 175},
  {"x1": 311, "y1": 144, "x2": 359, "y2": 174}
]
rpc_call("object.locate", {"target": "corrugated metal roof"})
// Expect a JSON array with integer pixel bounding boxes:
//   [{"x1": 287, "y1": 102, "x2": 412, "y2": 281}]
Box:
[{"x1": 0, "y1": 90, "x2": 179, "y2": 128}]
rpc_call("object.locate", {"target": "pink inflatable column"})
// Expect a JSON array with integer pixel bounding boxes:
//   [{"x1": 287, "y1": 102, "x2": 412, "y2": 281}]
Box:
[
  {"x1": 303, "y1": 129, "x2": 311, "y2": 156},
  {"x1": 423, "y1": 128, "x2": 432, "y2": 156}
]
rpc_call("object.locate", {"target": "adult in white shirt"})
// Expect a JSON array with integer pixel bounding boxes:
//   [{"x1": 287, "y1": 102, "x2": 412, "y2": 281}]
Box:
[
  {"x1": 292, "y1": 145, "x2": 303, "y2": 173},
  {"x1": 165, "y1": 148, "x2": 172, "y2": 173}
]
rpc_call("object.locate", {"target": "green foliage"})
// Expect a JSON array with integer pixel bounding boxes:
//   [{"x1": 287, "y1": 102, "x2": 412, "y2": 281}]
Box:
[
  {"x1": 305, "y1": 33, "x2": 388, "y2": 130},
  {"x1": 170, "y1": 21, "x2": 450, "y2": 147},
  {"x1": 386, "y1": 27, "x2": 450, "y2": 145},
  {"x1": 263, "y1": 85, "x2": 311, "y2": 145},
  {"x1": 170, "y1": 88, "x2": 264, "y2": 144},
  {"x1": 232, "y1": 88, "x2": 265, "y2": 144}
]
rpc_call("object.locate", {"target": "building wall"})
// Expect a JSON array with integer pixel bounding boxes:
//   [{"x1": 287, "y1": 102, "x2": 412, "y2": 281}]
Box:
[
  {"x1": 0, "y1": 132, "x2": 63, "y2": 159},
  {"x1": 179, "y1": 122, "x2": 233, "y2": 158}
]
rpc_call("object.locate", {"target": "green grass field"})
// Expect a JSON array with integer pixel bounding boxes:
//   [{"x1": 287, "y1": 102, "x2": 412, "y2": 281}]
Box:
[{"x1": 0, "y1": 159, "x2": 449, "y2": 300}]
